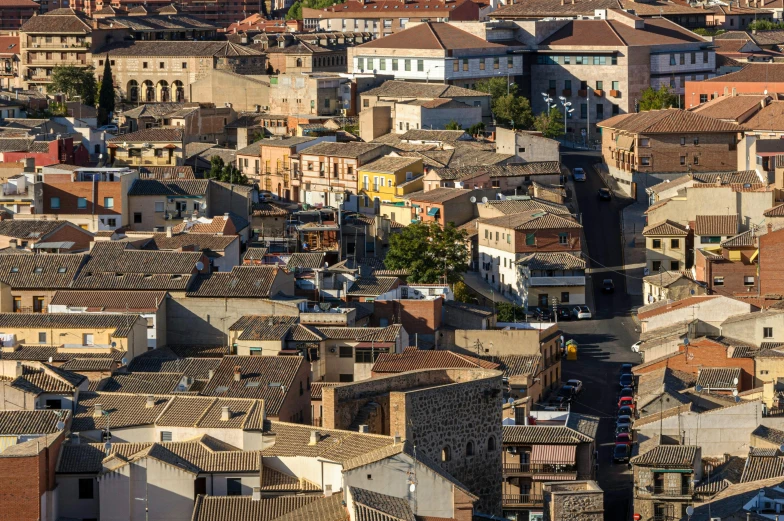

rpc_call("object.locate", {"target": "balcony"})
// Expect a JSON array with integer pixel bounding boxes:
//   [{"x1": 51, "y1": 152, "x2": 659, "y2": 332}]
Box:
[
  {"x1": 594, "y1": 89, "x2": 604, "y2": 97},
  {"x1": 547, "y1": 88, "x2": 556, "y2": 96},
  {"x1": 502, "y1": 494, "x2": 544, "y2": 507},
  {"x1": 562, "y1": 89, "x2": 571, "y2": 96},
  {"x1": 577, "y1": 89, "x2": 587, "y2": 97},
  {"x1": 610, "y1": 89, "x2": 621, "y2": 97},
  {"x1": 637, "y1": 485, "x2": 694, "y2": 498},
  {"x1": 503, "y1": 463, "x2": 578, "y2": 475},
  {"x1": 528, "y1": 276, "x2": 586, "y2": 287}
]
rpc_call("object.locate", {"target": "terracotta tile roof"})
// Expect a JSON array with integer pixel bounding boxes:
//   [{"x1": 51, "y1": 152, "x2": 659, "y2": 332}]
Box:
[
  {"x1": 721, "y1": 230, "x2": 756, "y2": 248},
  {"x1": 171, "y1": 213, "x2": 248, "y2": 234},
  {"x1": 140, "y1": 232, "x2": 238, "y2": 252},
  {"x1": 442, "y1": 299, "x2": 494, "y2": 317},
  {"x1": 360, "y1": 156, "x2": 422, "y2": 174},
  {"x1": 371, "y1": 347, "x2": 499, "y2": 373},
  {"x1": 312, "y1": 325, "x2": 402, "y2": 343},
  {"x1": 267, "y1": 493, "x2": 347, "y2": 521},
  {"x1": 127, "y1": 352, "x2": 220, "y2": 379},
  {"x1": 405, "y1": 187, "x2": 472, "y2": 204},
  {"x1": 637, "y1": 296, "x2": 719, "y2": 320},
  {"x1": 252, "y1": 202, "x2": 289, "y2": 217},
  {"x1": 98, "y1": 372, "x2": 184, "y2": 394},
  {"x1": 71, "y1": 391, "x2": 171, "y2": 431},
  {"x1": 19, "y1": 8, "x2": 91, "y2": 33},
  {"x1": 692, "y1": 94, "x2": 767, "y2": 121},
  {"x1": 0, "y1": 312, "x2": 140, "y2": 337},
  {"x1": 229, "y1": 315, "x2": 299, "y2": 341},
  {"x1": 600, "y1": 108, "x2": 744, "y2": 134},
  {"x1": 357, "y1": 22, "x2": 505, "y2": 51},
  {"x1": 479, "y1": 210, "x2": 582, "y2": 230},
  {"x1": 502, "y1": 415, "x2": 599, "y2": 444},
  {"x1": 630, "y1": 445, "x2": 697, "y2": 467},
  {"x1": 310, "y1": 381, "x2": 339, "y2": 400},
  {"x1": 518, "y1": 252, "x2": 586, "y2": 270},
  {"x1": 186, "y1": 266, "x2": 286, "y2": 298},
  {"x1": 168, "y1": 344, "x2": 229, "y2": 358},
  {"x1": 261, "y1": 421, "x2": 395, "y2": 463},
  {"x1": 286, "y1": 252, "x2": 325, "y2": 270},
  {"x1": 305, "y1": 0, "x2": 474, "y2": 17},
  {"x1": 58, "y1": 358, "x2": 115, "y2": 372},
  {"x1": 107, "y1": 127, "x2": 183, "y2": 144},
  {"x1": 642, "y1": 219, "x2": 689, "y2": 236},
  {"x1": 200, "y1": 355, "x2": 304, "y2": 415},
  {"x1": 0, "y1": 253, "x2": 84, "y2": 289},
  {"x1": 137, "y1": 166, "x2": 195, "y2": 180},
  {"x1": 432, "y1": 162, "x2": 561, "y2": 181},
  {"x1": 642, "y1": 270, "x2": 698, "y2": 288},
  {"x1": 97, "y1": 40, "x2": 262, "y2": 58},
  {"x1": 243, "y1": 247, "x2": 269, "y2": 261},
  {"x1": 740, "y1": 450, "x2": 784, "y2": 482},
  {"x1": 696, "y1": 367, "x2": 741, "y2": 390},
  {"x1": 191, "y1": 495, "x2": 328, "y2": 521},
  {"x1": 347, "y1": 276, "x2": 398, "y2": 297},
  {"x1": 706, "y1": 63, "x2": 784, "y2": 83},
  {"x1": 542, "y1": 18, "x2": 703, "y2": 47},
  {"x1": 128, "y1": 179, "x2": 209, "y2": 196},
  {"x1": 1, "y1": 345, "x2": 126, "y2": 363},
  {"x1": 743, "y1": 101, "x2": 784, "y2": 131},
  {"x1": 695, "y1": 215, "x2": 738, "y2": 236},
  {"x1": 752, "y1": 425, "x2": 784, "y2": 445},
  {"x1": 482, "y1": 354, "x2": 542, "y2": 378},
  {"x1": 50, "y1": 290, "x2": 167, "y2": 312},
  {"x1": 0, "y1": 410, "x2": 66, "y2": 435},
  {"x1": 0, "y1": 220, "x2": 74, "y2": 240},
  {"x1": 351, "y1": 487, "x2": 415, "y2": 521},
  {"x1": 155, "y1": 395, "x2": 264, "y2": 430},
  {"x1": 764, "y1": 203, "x2": 784, "y2": 217},
  {"x1": 300, "y1": 141, "x2": 387, "y2": 159},
  {"x1": 485, "y1": 198, "x2": 571, "y2": 215}
]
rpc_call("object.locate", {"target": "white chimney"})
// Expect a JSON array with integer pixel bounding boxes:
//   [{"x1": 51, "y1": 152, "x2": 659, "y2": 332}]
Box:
[
  {"x1": 358, "y1": 424, "x2": 369, "y2": 433},
  {"x1": 221, "y1": 406, "x2": 230, "y2": 421},
  {"x1": 166, "y1": 226, "x2": 173, "y2": 238},
  {"x1": 324, "y1": 484, "x2": 333, "y2": 497},
  {"x1": 208, "y1": 369, "x2": 215, "y2": 380},
  {"x1": 145, "y1": 395, "x2": 155, "y2": 408},
  {"x1": 309, "y1": 431, "x2": 319, "y2": 446},
  {"x1": 251, "y1": 487, "x2": 261, "y2": 500},
  {"x1": 393, "y1": 432, "x2": 402, "y2": 444},
  {"x1": 93, "y1": 404, "x2": 103, "y2": 418},
  {"x1": 233, "y1": 365, "x2": 242, "y2": 382}
]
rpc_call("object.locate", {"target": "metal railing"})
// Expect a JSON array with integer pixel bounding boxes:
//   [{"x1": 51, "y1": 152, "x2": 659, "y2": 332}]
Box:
[
  {"x1": 638, "y1": 485, "x2": 693, "y2": 497},
  {"x1": 503, "y1": 463, "x2": 577, "y2": 474},
  {"x1": 502, "y1": 494, "x2": 544, "y2": 506}
]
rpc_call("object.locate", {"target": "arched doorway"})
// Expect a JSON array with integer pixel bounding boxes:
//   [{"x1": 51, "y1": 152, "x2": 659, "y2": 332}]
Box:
[
  {"x1": 127, "y1": 80, "x2": 138, "y2": 102},
  {"x1": 143, "y1": 80, "x2": 154, "y2": 102},
  {"x1": 157, "y1": 80, "x2": 169, "y2": 102},
  {"x1": 172, "y1": 81, "x2": 185, "y2": 102}
]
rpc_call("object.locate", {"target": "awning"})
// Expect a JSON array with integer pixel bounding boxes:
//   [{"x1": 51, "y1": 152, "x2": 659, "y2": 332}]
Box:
[
  {"x1": 533, "y1": 473, "x2": 577, "y2": 481},
  {"x1": 427, "y1": 207, "x2": 440, "y2": 217},
  {"x1": 750, "y1": 248, "x2": 760, "y2": 262},
  {"x1": 616, "y1": 135, "x2": 635, "y2": 151},
  {"x1": 355, "y1": 342, "x2": 394, "y2": 349},
  {"x1": 531, "y1": 444, "x2": 576, "y2": 464}
]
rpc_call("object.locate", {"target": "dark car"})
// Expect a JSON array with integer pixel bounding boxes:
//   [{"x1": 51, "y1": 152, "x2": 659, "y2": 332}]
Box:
[
  {"x1": 602, "y1": 279, "x2": 615, "y2": 293},
  {"x1": 613, "y1": 443, "x2": 631, "y2": 463},
  {"x1": 557, "y1": 307, "x2": 571, "y2": 321},
  {"x1": 558, "y1": 385, "x2": 576, "y2": 401},
  {"x1": 618, "y1": 387, "x2": 634, "y2": 400},
  {"x1": 619, "y1": 373, "x2": 634, "y2": 389},
  {"x1": 534, "y1": 307, "x2": 553, "y2": 321},
  {"x1": 615, "y1": 424, "x2": 632, "y2": 436},
  {"x1": 620, "y1": 363, "x2": 634, "y2": 375},
  {"x1": 617, "y1": 405, "x2": 634, "y2": 417},
  {"x1": 598, "y1": 188, "x2": 612, "y2": 201}
]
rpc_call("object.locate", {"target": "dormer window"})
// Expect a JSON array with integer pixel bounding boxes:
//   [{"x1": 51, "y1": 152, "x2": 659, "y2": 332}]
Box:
[{"x1": 33, "y1": 267, "x2": 43, "y2": 274}]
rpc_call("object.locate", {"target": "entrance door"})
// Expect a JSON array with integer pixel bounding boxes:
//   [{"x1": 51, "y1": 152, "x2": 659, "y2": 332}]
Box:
[{"x1": 538, "y1": 294, "x2": 549, "y2": 307}]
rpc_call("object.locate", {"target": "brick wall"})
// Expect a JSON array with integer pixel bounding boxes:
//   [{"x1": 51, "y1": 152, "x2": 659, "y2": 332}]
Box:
[
  {"x1": 372, "y1": 297, "x2": 442, "y2": 336},
  {"x1": 760, "y1": 227, "x2": 784, "y2": 296},
  {"x1": 38, "y1": 224, "x2": 94, "y2": 252},
  {"x1": 634, "y1": 132, "x2": 738, "y2": 174},
  {"x1": 42, "y1": 181, "x2": 123, "y2": 215},
  {"x1": 703, "y1": 256, "x2": 758, "y2": 295}
]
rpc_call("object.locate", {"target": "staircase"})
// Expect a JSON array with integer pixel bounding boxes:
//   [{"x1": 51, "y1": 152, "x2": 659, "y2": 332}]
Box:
[{"x1": 348, "y1": 401, "x2": 379, "y2": 432}]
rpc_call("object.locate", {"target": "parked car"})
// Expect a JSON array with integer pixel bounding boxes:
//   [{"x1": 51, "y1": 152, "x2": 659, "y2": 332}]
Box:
[
  {"x1": 618, "y1": 396, "x2": 635, "y2": 410},
  {"x1": 617, "y1": 405, "x2": 634, "y2": 418},
  {"x1": 573, "y1": 168, "x2": 586, "y2": 182},
  {"x1": 558, "y1": 385, "x2": 576, "y2": 401},
  {"x1": 613, "y1": 443, "x2": 631, "y2": 463},
  {"x1": 598, "y1": 188, "x2": 612, "y2": 201},
  {"x1": 618, "y1": 387, "x2": 634, "y2": 399},
  {"x1": 98, "y1": 124, "x2": 118, "y2": 133},
  {"x1": 619, "y1": 373, "x2": 634, "y2": 389},
  {"x1": 631, "y1": 340, "x2": 643, "y2": 353},
  {"x1": 572, "y1": 306, "x2": 592, "y2": 320},
  {"x1": 567, "y1": 379, "x2": 583, "y2": 395},
  {"x1": 615, "y1": 424, "x2": 632, "y2": 436},
  {"x1": 544, "y1": 396, "x2": 569, "y2": 411},
  {"x1": 557, "y1": 307, "x2": 571, "y2": 321},
  {"x1": 534, "y1": 307, "x2": 553, "y2": 321},
  {"x1": 620, "y1": 363, "x2": 634, "y2": 375},
  {"x1": 616, "y1": 415, "x2": 632, "y2": 432},
  {"x1": 615, "y1": 433, "x2": 633, "y2": 446},
  {"x1": 602, "y1": 279, "x2": 615, "y2": 293}
]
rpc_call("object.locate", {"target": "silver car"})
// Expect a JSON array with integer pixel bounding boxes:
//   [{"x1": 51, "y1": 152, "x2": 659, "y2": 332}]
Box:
[
  {"x1": 573, "y1": 167, "x2": 586, "y2": 181},
  {"x1": 572, "y1": 305, "x2": 592, "y2": 320}
]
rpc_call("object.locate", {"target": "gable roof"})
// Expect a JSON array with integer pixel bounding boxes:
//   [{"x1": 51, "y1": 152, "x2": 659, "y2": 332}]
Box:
[
  {"x1": 642, "y1": 219, "x2": 689, "y2": 236},
  {"x1": 191, "y1": 495, "x2": 333, "y2": 521},
  {"x1": 630, "y1": 445, "x2": 698, "y2": 467},
  {"x1": 695, "y1": 215, "x2": 738, "y2": 236},
  {"x1": 502, "y1": 414, "x2": 599, "y2": 444},
  {"x1": 0, "y1": 312, "x2": 140, "y2": 337},
  {"x1": 128, "y1": 179, "x2": 209, "y2": 197},
  {"x1": 357, "y1": 21, "x2": 505, "y2": 51},
  {"x1": 107, "y1": 127, "x2": 184, "y2": 144},
  {"x1": 351, "y1": 487, "x2": 415, "y2": 521},
  {"x1": 484, "y1": 198, "x2": 571, "y2": 215},
  {"x1": 636, "y1": 296, "x2": 720, "y2": 320},
  {"x1": 49, "y1": 290, "x2": 167, "y2": 312},
  {"x1": 228, "y1": 315, "x2": 299, "y2": 341},
  {"x1": 362, "y1": 80, "x2": 488, "y2": 99},
  {"x1": 541, "y1": 17, "x2": 704, "y2": 47},
  {"x1": 479, "y1": 210, "x2": 582, "y2": 230},
  {"x1": 0, "y1": 409, "x2": 67, "y2": 435},
  {"x1": 599, "y1": 108, "x2": 744, "y2": 134},
  {"x1": 371, "y1": 347, "x2": 499, "y2": 373},
  {"x1": 0, "y1": 253, "x2": 84, "y2": 289},
  {"x1": 185, "y1": 266, "x2": 286, "y2": 298}
]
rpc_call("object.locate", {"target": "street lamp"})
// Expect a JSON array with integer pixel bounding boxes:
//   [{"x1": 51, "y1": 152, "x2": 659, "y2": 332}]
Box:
[
  {"x1": 558, "y1": 96, "x2": 572, "y2": 136},
  {"x1": 497, "y1": 70, "x2": 512, "y2": 95}
]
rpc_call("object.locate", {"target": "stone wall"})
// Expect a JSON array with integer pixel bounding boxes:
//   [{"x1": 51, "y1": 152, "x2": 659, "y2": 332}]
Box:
[{"x1": 543, "y1": 481, "x2": 604, "y2": 521}]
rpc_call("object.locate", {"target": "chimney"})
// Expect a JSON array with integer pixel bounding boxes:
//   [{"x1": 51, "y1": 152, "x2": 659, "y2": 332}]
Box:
[
  {"x1": 93, "y1": 404, "x2": 103, "y2": 418},
  {"x1": 393, "y1": 432, "x2": 402, "y2": 444},
  {"x1": 233, "y1": 365, "x2": 242, "y2": 381},
  {"x1": 309, "y1": 431, "x2": 319, "y2": 445},
  {"x1": 358, "y1": 424, "x2": 369, "y2": 433},
  {"x1": 768, "y1": 222, "x2": 774, "y2": 233},
  {"x1": 208, "y1": 369, "x2": 215, "y2": 380},
  {"x1": 14, "y1": 361, "x2": 22, "y2": 377},
  {"x1": 221, "y1": 406, "x2": 230, "y2": 421},
  {"x1": 166, "y1": 226, "x2": 173, "y2": 238},
  {"x1": 251, "y1": 487, "x2": 261, "y2": 501},
  {"x1": 324, "y1": 484, "x2": 333, "y2": 497},
  {"x1": 145, "y1": 395, "x2": 155, "y2": 408}
]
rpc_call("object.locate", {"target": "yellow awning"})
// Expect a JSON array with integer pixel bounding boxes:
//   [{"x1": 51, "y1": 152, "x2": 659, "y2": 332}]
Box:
[
  {"x1": 750, "y1": 248, "x2": 759, "y2": 262},
  {"x1": 616, "y1": 135, "x2": 635, "y2": 151}
]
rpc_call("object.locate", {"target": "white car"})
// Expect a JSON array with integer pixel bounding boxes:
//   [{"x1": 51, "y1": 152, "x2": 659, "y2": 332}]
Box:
[
  {"x1": 566, "y1": 379, "x2": 583, "y2": 394},
  {"x1": 573, "y1": 168, "x2": 586, "y2": 181},
  {"x1": 631, "y1": 341, "x2": 643, "y2": 353},
  {"x1": 572, "y1": 305, "x2": 592, "y2": 320},
  {"x1": 98, "y1": 124, "x2": 119, "y2": 133}
]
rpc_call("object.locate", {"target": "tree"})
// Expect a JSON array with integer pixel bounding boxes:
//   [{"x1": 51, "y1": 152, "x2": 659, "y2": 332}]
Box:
[
  {"x1": 493, "y1": 93, "x2": 533, "y2": 129},
  {"x1": 476, "y1": 76, "x2": 517, "y2": 100},
  {"x1": 748, "y1": 19, "x2": 784, "y2": 31},
  {"x1": 285, "y1": 0, "x2": 302, "y2": 19},
  {"x1": 48, "y1": 65, "x2": 97, "y2": 106},
  {"x1": 533, "y1": 106, "x2": 564, "y2": 138},
  {"x1": 467, "y1": 122, "x2": 485, "y2": 137},
  {"x1": 444, "y1": 120, "x2": 462, "y2": 130},
  {"x1": 495, "y1": 302, "x2": 526, "y2": 322},
  {"x1": 285, "y1": 0, "x2": 339, "y2": 19},
  {"x1": 638, "y1": 85, "x2": 679, "y2": 112},
  {"x1": 207, "y1": 155, "x2": 250, "y2": 185},
  {"x1": 97, "y1": 57, "x2": 115, "y2": 126},
  {"x1": 453, "y1": 280, "x2": 473, "y2": 303},
  {"x1": 385, "y1": 221, "x2": 469, "y2": 284}
]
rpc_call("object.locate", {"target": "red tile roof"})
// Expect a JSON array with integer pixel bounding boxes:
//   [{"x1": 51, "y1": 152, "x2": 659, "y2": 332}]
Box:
[
  {"x1": 694, "y1": 215, "x2": 738, "y2": 236},
  {"x1": 599, "y1": 108, "x2": 744, "y2": 134},
  {"x1": 371, "y1": 347, "x2": 500, "y2": 373},
  {"x1": 357, "y1": 21, "x2": 505, "y2": 51}
]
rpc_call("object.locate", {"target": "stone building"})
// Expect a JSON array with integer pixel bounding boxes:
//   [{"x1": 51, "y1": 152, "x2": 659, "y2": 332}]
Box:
[
  {"x1": 266, "y1": 40, "x2": 347, "y2": 75},
  {"x1": 631, "y1": 444, "x2": 701, "y2": 521},
  {"x1": 321, "y1": 367, "x2": 504, "y2": 515},
  {"x1": 543, "y1": 481, "x2": 604, "y2": 521}
]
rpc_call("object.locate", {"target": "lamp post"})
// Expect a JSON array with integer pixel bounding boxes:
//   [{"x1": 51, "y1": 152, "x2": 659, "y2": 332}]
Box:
[
  {"x1": 558, "y1": 96, "x2": 573, "y2": 136},
  {"x1": 497, "y1": 70, "x2": 512, "y2": 95}
]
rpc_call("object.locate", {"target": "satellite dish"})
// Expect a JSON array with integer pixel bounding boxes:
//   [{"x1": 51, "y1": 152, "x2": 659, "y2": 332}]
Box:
[
  {"x1": 779, "y1": 444, "x2": 784, "y2": 453},
  {"x1": 695, "y1": 384, "x2": 703, "y2": 392},
  {"x1": 196, "y1": 261, "x2": 205, "y2": 271},
  {"x1": 735, "y1": 396, "x2": 741, "y2": 403},
  {"x1": 507, "y1": 397, "x2": 514, "y2": 405},
  {"x1": 686, "y1": 506, "x2": 694, "y2": 516},
  {"x1": 481, "y1": 197, "x2": 488, "y2": 204},
  {"x1": 733, "y1": 377, "x2": 739, "y2": 385},
  {"x1": 56, "y1": 420, "x2": 65, "y2": 430},
  {"x1": 683, "y1": 338, "x2": 690, "y2": 346},
  {"x1": 111, "y1": 342, "x2": 116, "y2": 348},
  {"x1": 409, "y1": 483, "x2": 416, "y2": 493},
  {"x1": 470, "y1": 196, "x2": 477, "y2": 203},
  {"x1": 732, "y1": 389, "x2": 739, "y2": 396},
  {"x1": 690, "y1": 289, "x2": 695, "y2": 295},
  {"x1": 121, "y1": 357, "x2": 127, "y2": 366}
]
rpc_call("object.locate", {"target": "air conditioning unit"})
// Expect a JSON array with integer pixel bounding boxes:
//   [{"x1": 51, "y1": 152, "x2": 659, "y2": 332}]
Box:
[{"x1": 33, "y1": 43, "x2": 39, "y2": 48}]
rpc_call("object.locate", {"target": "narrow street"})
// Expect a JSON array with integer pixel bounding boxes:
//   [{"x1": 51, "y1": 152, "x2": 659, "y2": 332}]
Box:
[{"x1": 557, "y1": 150, "x2": 641, "y2": 521}]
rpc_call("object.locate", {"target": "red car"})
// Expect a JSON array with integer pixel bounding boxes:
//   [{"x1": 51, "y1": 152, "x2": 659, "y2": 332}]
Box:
[
  {"x1": 615, "y1": 433, "x2": 633, "y2": 446},
  {"x1": 618, "y1": 396, "x2": 635, "y2": 410}
]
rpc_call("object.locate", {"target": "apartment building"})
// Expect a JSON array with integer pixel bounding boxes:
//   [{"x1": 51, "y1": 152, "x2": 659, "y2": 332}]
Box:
[
  {"x1": 358, "y1": 155, "x2": 423, "y2": 208},
  {"x1": 631, "y1": 444, "x2": 701, "y2": 521},
  {"x1": 642, "y1": 220, "x2": 691, "y2": 274},
  {"x1": 531, "y1": 11, "x2": 715, "y2": 140},
  {"x1": 694, "y1": 229, "x2": 759, "y2": 296},
  {"x1": 348, "y1": 22, "x2": 524, "y2": 90},
  {"x1": 477, "y1": 210, "x2": 583, "y2": 306},
  {"x1": 303, "y1": 0, "x2": 481, "y2": 36},
  {"x1": 107, "y1": 128, "x2": 185, "y2": 167},
  {"x1": 0, "y1": 0, "x2": 38, "y2": 31}
]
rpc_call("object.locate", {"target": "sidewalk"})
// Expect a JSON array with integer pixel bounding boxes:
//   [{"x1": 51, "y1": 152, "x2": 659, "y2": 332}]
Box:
[
  {"x1": 462, "y1": 271, "x2": 515, "y2": 305},
  {"x1": 620, "y1": 202, "x2": 647, "y2": 297}
]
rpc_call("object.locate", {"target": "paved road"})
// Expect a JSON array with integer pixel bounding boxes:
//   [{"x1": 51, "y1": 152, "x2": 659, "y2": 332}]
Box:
[{"x1": 557, "y1": 151, "x2": 642, "y2": 521}]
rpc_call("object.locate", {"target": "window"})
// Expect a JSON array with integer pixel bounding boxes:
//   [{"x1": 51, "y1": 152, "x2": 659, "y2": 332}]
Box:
[
  {"x1": 50, "y1": 197, "x2": 60, "y2": 209},
  {"x1": 103, "y1": 197, "x2": 114, "y2": 209},
  {"x1": 462, "y1": 58, "x2": 468, "y2": 71},
  {"x1": 680, "y1": 137, "x2": 686, "y2": 146},
  {"x1": 640, "y1": 138, "x2": 650, "y2": 147},
  {"x1": 670, "y1": 239, "x2": 680, "y2": 248},
  {"x1": 612, "y1": 81, "x2": 619, "y2": 91},
  {"x1": 77, "y1": 197, "x2": 87, "y2": 209},
  {"x1": 526, "y1": 233, "x2": 535, "y2": 246},
  {"x1": 367, "y1": 58, "x2": 373, "y2": 70},
  {"x1": 392, "y1": 58, "x2": 398, "y2": 71},
  {"x1": 160, "y1": 431, "x2": 172, "y2": 442},
  {"x1": 704, "y1": 50, "x2": 709, "y2": 63},
  {"x1": 612, "y1": 104, "x2": 619, "y2": 115},
  {"x1": 38, "y1": 332, "x2": 46, "y2": 343},
  {"x1": 487, "y1": 436, "x2": 496, "y2": 451},
  {"x1": 154, "y1": 202, "x2": 164, "y2": 212},
  {"x1": 356, "y1": 349, "x2": 380, "y2": 363},
  {"x1": 339, "y1": 346, "x2": 352, "y2": 358},
  {"x1": 693, "y1": 137, "x2": 699, "y2": 146},
  {"x1": 417, "y1": 59, "x2": 423, "y2": 72},
  {"x1": 680, "y1": 53, "x2": 685, "y2": 65},
  {"x1": 611, "y1": 55, "x2": 617, "y2": 65},
  {"x1": 494, "y1": 57, "x2": 499, "y2": 69},
  {"x1": 701, "y1": 236, "x2": 721, "y2": 244},
  {"x1": 580, "y1": 103, "x2": 587, "y2": 119},
  {"x1": 507, "y1": 56, "x2": 513, "y2": 68},
  {"x1": 12, "y1": 297, "x2": 20, "y2": 312},
  {"x1": 744, "y1": 276, "x2": 755, "y2": 286},
  {"x1": 652, "y1": 261, "x2": 661, "y2": 272},
  {"x1": 680, "y1": 156, "x2": 686, "y2": 165},
  {"x1": 559, "y1": 233, "x2": 568, "y2": 245},
  {"x1": 441, "y1": 446, "x2": 451, "y2": 462},
  {"x1": 466, "y1": 441, "x2": 475, "y2": 456},
  {"x1": 339, "y1": 374, "x2": 354, "y2": 382},
  {"x1": 652, "y1": 239, "x2": 662, "y2": 249},
  {"x1": 596, "y1": 104, "x2": 604, "y2": 120},
  {"x1": 83, "y1": 333, "x2": 94, "y2": 346},
  {"x1": 143, "y1": 61, "x2": 148, "y2": 69},
  {"x1": 379, "y1": 59, "x2": 386, "y2": 71},
  {"x1": 670, "y1": 261, "x2": 679, "y2": 270},
  {"x1": 670, "y1": 54, "x2": 676, "y2": 66},
  {"x1": 593, "y1": 56, "x2": 606, "y2": 65},
  {"x1": 405, "y1": 59, "x2": 411, "y2": 71},
  {"x1": 226, "y1": 478, "x2": 242, "y2": 496},
  {"x1": 45, "y1": 398, "x2": 61, "y2": 409},
  {"x1": 693, "y1": 156, "x2": 699, "y2": 165},
  {"x1": 549, "y1": 79, "x2": 556, "y2": 90},
  {"x1": 764, "y1": 327, "x2": 774, "y2": 338},
  {"x1": 700, "y1": 94, "x2": 708, "y2": 103},
  {"x1": 596, "y1": 80, "x2": 603, "y2": 90},
  {"x1": 182, "y1": 62, "x2": 187, "y2": 69},
  {"x1": 580, "y1": 80, "x2": 587, "y2": 90},
  {"x1": 453, "y1": 60, "x2": 458, "y2": 72},
  {"x1": 78, "y1": 479, "x2": 94, "y2": 499},
  {"x1": 159, "y1": 61, "x2": 165, "y2": 69},
  {"x1": 640, "y1": 157, "x2": 651, "y2": 166},
  {"x1": 713, "y1": 276, "x2": 724, "y2": 286},
  {"x1": 479, "y1": 58, "x2": 485, "y2": 70},
  {"x1": 565, "y1": 79, "x2": 571, "y2": 90},
  {"x1": 134, "y1": 212, "x2": 142, "y2": 224}
]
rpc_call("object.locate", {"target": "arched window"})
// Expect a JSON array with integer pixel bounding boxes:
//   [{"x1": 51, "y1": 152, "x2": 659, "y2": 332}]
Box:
[
  {"x1": 487, "y1": 436, "x2": 496, "y2": 451},
  {"x1": 466, "y1": 441, "x2": 475, "y2": 457},
  {"x1": 296, "y1": 58, "x2": 303, "y2": 67},
  {"x1": 441, "y1": 446, "x2": 451, "y2": 462}
]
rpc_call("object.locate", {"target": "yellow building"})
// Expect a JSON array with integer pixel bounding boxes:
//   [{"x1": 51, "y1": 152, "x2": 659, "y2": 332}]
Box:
[{"x1": 358, "y1": 156, "x2": 423, "y2": 212}]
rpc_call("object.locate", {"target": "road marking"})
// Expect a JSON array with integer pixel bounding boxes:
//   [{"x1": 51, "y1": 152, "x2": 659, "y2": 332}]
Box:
[{"x1": 586, "y1": 263, "x2": 646, "y2": 274}]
